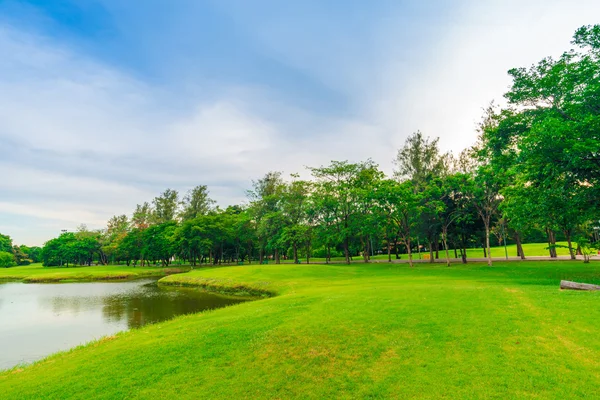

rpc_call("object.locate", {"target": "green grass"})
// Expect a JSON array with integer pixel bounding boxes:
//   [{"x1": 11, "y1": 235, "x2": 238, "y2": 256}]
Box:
[
  {"x1": 2, "y1": 260, "x2": 600, "y2": 399},
  {"x1": 368, "y1": 241, "x2": 577, "y2": 260},
  {"x1": 0, "y1": 263, "x2": 190, "y2": 283},
  {"x1": 291, "y1": 242, "x2": 575, "y2": 263}
]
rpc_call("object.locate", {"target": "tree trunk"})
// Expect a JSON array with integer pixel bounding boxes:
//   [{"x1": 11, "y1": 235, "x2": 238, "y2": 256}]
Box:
[
  {"x1": 343, "y1": 237, "x2": 350, "y2": 264},
  {"x1": 275, "y1": 249, "x2": 280, "y2": 264},
  {"x1": 560, "y1": 280, "x2": 600, "y2": 290},
  {"x1": 547, "y1": 229, "x2": 557, "y2": 258},
  {"x1": 428, "y1": 237, "x2": 434, "y2": 264},
  {"x1": 460, "y1": 234, "x2": 468, "y2": 264},
  {"x1": 442, "y1": 229, "x2": 451, "y2": 267},
  {"x1": 406, "y1": 237, "x2": 413, "y2": 267},
  {"x1": 565, "y1": 231, "x2": 576, "y2": 260},
  {"x1": 387, "y1": 237, "x2": 392, "y2": 263},
  {"x1": 515, "y1": 232, "x2": 525, "y2": 260},
  {"x1": 485, "y1": 224, "x2": 492, "y2": 266},
  {"x1": 293, "y1": 243, "x2": 298, "y2": 264}
]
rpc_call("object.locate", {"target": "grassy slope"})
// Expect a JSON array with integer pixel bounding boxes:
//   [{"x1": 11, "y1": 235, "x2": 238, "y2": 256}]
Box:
[
  {"x1": 0, "y1": 263, "x2": 189, "y2": 282},
  {"x1": 2, "y1": 261, "x2": 600, "y2": 399}
]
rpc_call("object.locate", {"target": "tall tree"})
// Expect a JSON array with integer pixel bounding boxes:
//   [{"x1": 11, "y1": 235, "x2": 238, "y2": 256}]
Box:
[
  {"x1": 152, "y1": 189, "x2": 180, "y2": 224},
  {"x1": 248, "y1": 172, "x2": 285, "y2": 263},
  {"x1": 180, "y1": 185, "x2": 215, "y2": 221},
  {"x1": 0, "y1": 233, "x2": 13, "y2": 253},
  {"x1": 373, "y1": 179, "x2": 422, "y2": 266},
  {"x1": 481, "y1": 25, "x2": 600, "y2": 262},
  {"x1": 132, "y1": 202, "x2": 152, "y2": 230},
  {"x1": 394, "y1": 131, "x2": 447, "y2": 188},
  {"x1": 102, "y1": 215, "x2": 130, "y2": 264},
  {"x1": 311, "y1": 160, "x2": 381, "y2": 264},
  {"x1": 280, "y1": 175, "x2": 312, "y2": 264}
]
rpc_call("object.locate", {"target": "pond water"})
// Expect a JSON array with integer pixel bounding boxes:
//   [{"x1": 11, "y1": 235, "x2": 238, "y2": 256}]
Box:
[{"x1": 0, "y1": 279, "x2": 247, "y2": 370}]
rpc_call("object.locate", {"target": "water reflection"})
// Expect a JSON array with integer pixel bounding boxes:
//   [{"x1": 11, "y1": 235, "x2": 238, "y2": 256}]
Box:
[
  {"x1": 100, "y1": 284, "x2": 242, "y2": 328},
  {"x1": 0, "y1": 280, "x2": 248, "y2": 370}
]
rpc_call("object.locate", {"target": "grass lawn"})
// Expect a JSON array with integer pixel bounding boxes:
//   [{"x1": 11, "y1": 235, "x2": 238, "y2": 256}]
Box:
[
  {"x1": 2, "y1": 260, "x2": 600, "y2": 398},
  {"x1": 0, "y1": 263, "x2": 190, "y2": 283},
  {"x1": 301, "y1": 242, "x2": 577, "y2": 263}
]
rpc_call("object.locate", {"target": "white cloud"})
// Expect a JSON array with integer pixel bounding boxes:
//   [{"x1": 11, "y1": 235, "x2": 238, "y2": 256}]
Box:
[
  {"x1": 1, "y1": 1, "x2": 599, "y2": 245},
  {"x1": 375, "y1": 0, "x2": 600, "y2": 153}
]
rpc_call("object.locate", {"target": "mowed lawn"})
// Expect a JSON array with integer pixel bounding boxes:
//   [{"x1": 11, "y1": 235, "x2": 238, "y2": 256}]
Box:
[
  {"x1": 311, "y1": 242, "x2": 580, "y2": 263},
  {"x1": 2, "y1": 261, "x2": 600, "y2": 399},
  {"x1": 0, "y1": 263, "x2": 189, "y2": 282}
]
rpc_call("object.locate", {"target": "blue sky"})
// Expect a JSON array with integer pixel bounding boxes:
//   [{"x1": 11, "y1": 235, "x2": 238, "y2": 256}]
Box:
[{"x1": 1, "y1": 0, "x2": 598, "y2": 245}]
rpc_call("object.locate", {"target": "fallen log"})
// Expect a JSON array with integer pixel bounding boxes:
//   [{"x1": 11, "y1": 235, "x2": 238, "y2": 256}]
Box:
[{"x1": 560, "y1": 280, "x2": 600, "y2": 291}]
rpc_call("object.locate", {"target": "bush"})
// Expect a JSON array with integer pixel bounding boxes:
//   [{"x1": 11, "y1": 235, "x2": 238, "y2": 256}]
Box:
[
  {"x1": 0, "y1": 251, "x2": 16, "y2": 268},
  {"x1": 18, "y1": 259, "x2": 33, "y2": 266},
  {"x1": 311, "y1": 247, "x2": 343, "y2": 259}
]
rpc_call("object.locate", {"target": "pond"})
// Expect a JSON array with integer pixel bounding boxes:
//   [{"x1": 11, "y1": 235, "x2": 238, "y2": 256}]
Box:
[{"x1": 0, "y1": 279, "x2": 248, "y2": 370}]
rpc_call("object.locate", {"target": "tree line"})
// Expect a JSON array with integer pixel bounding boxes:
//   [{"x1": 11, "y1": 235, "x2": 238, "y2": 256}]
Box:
[
  {"x1": 0, "y1": 233, "x2": 42, "y2": 268},
  {"x1": 21, "y1": 25, "x2": 600, "y2": 268}
]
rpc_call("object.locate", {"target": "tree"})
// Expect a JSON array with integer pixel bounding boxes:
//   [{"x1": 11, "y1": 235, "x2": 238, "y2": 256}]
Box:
[
  {"x1": 141, "y1": 222, "x2": 177, "y2": 266},
  {"x1": 118, "y1": 228, "x2": 144, "y2": 266},
  {"x1": 310, "y1": 160, "x2": 381, "y2": 264},
  {"x1": 102, "y1": 215, "x2": 130, "y2": 264},
  {"x1": 0, "y1": 251, "x2": 15, "y2": 268},
  {"x1": 18, "y1": 245, "x2": 42, "y2": 263},
  {"x1": 280, "y1": 175, "x2": 312, "y2": 263},
  {"x1": 437, "y1": 173, "x2": 470, "y2": 267},
  {"x1": 394, "y1": 131, "x2": 447, "y2": 188},
  {"x1": 374, "y1": 180, "x2": 422, "y2": 267},
  {"x1": 467, "y1": 165, "x2": 502, "y2": 267},
  {"x1": 152, "y1": 189, "x2": 180, "y2": 224},
  {"x1": 132, "y1": 202, "x2": 152, "y2": 230},
  {"x1": 247, "y1": 171, "x2": 285, "y2": 264},
  {"x1": 12, "y1": 245, "x2": 30, "y2": 265},
  {"x1": 41, "y1": 232, "x2": 76, "y2": 267},
  {"x1": 180, "y1": 185, "x2": 215, "y2": 221},
  {"x1": 0, "y1": 233, "x2": 13, "y2": 253},
  {"x1": 481, "y1": 25, "x2": 600, "y2": 262}
]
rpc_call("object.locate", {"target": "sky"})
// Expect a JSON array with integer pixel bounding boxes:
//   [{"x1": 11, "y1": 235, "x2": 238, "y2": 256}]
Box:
[{"x1": 1, "y1": 0, "x2": 598, "y2": 246}]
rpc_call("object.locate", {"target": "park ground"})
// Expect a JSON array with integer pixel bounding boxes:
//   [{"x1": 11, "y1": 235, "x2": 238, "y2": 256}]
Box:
[
  {"x1": 0, "y1": 263, "x2": 189, "y2": 282},
  {"x1": 1, "y1": 256, "x2": 600, "y2": 398}
]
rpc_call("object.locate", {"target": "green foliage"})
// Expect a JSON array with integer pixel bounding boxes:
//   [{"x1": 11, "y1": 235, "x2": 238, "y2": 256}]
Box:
[
  {"x1": 0, "y1": 233, "x2": 13, "y2": 253},
  {"x1": 41, "y1": 230, "x2": 103, "y2": 267},
  {"x1": 574, "y1": 237, "x2": 599, "y2": 263},
  {"x1": 393, "y1": 131, "x2": 448, "y2": 187},
  {"x1": 151, "y1": 189, "x2": 179, "y2": 224},
  {"x1": 479, "y1": 25, "x2": 600, "y2": 262},
  {"x1": 180, "y1": 185, "x2": 215, "y2": 221},
  {"x1": 310, "y1": 160, "x2": 383, "y2": 263},
  {"x1": 0, "y1": 251, "x2": 16, "y2": 268}
]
